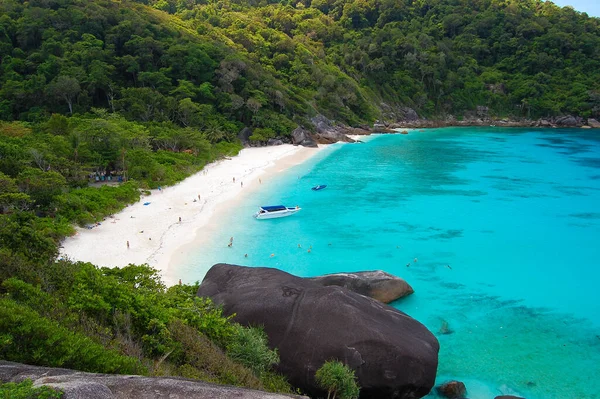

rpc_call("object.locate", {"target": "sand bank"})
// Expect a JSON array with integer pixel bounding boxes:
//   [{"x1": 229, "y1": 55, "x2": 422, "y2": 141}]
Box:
[{"x1": 59, "y1": 144, "x2": 325, "y2": 285}]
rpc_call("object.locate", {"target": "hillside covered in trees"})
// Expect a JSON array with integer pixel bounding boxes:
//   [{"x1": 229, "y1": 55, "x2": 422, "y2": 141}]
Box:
[{"x1": 1, "y1": 0, "x2": 600, "y2": 396}]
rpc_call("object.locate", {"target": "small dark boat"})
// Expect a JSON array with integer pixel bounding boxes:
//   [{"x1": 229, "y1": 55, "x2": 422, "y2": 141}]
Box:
[{"x1": 311, "y1": 185, "x2": 327, "y2": 191}]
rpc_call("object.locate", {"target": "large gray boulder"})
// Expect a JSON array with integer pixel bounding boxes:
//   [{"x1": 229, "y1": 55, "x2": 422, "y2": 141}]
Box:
[
  {"x1": 308, "y1": 270, "x2": 414, "y2": 303},
  {"x1": 0, "y1": 361, "x2": 306, "y2": 399},
  {"x1": 197, "y1": 264, "x2": 439, "y2": 399},
  {"x1": 554, "y1": 115, "x2": 580, "y2": 127},
  {"x1": 587, "y1": 118, "x2": 600, "y2": 128},
  {"x1": 291, "y1": 127, "x2": 318, "y2": 147}
]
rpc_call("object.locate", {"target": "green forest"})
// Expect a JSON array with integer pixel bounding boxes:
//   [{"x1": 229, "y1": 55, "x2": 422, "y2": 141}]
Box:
[{"x1": 1, "y1": 0, "x2": 599, "y2": 396}]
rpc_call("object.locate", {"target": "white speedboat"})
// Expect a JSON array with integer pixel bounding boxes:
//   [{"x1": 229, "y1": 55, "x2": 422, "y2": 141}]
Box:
[{"x1": 254, "y1": 205, "x2": 301, "y2": 219}]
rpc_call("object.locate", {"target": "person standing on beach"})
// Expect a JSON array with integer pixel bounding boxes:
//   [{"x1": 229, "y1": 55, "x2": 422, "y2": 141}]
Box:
[
  {"x1": 126, "y1": 240, "x2": 130, "y2": 249},
  {"x1": 233, "y1": 177, "x2": 235, "y2": 183},
  {"x1": 198, "y1": 194, "x2": 201, "y2": 201},
  {"x1": 179, "y1": 216, "x2": 182, "y2": 223},
  {"x1": 241, "y1": 181, "x2": 243, "y2": 188}
]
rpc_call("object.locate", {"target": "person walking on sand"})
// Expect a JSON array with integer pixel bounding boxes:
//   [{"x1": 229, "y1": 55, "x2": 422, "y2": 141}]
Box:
[
  {"x1": 198, "y1": 194, "x2": 201, "y2": 201},
  {"x1": 241, "y1": 181, "x2": 243, "y2": 188},
  {"x1": 126, "y1": 240, "x2": 130, "y2": 249},
  {"x1": 233, "y1": 177, "x2": 235, "y2": 183},
  {"x1": 179, "y1": 216, "x2": 182, "y2": 223}
]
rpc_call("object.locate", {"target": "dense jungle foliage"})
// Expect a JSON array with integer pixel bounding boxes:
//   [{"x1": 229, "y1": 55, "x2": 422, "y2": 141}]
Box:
[{"x1": 0, "y1": 0, "x2": 599, "y2": 395}]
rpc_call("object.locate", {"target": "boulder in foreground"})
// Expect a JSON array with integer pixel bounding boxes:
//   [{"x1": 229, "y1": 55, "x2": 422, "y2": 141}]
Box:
[
  {"x1": 197, "y1": 264, "x2": 439, "y2": 399},
  {"x1": 0, "y1": 361, "x2": 306, "y2": 399}
]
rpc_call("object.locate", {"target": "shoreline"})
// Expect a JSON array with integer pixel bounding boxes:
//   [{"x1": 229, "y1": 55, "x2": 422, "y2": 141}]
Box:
[{"x1": 59, "y1": 144, "x2": 327, "y2": 286}]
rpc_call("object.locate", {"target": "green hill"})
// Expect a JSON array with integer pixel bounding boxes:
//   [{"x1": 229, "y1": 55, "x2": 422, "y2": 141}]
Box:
[{"x1": 1, "y1": 0, "x2": 599, "y2": 396}]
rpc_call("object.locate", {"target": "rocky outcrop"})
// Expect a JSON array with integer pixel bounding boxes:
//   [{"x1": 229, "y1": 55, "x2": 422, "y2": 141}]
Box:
[
  {"x1": 310, "y1": 115, "x2": 359, "y2": 144},
  {"x1": 554, "y1": 115, "x2": 582, "y2": 127},
  {"x1": 238, "y1": 127, "x2": 253, "y2": 145},
  {"x1": 0, "y1": 361, "x2": 306, "y2": 399},
  {"x1": 267, "y1": 138, "x2": 284, "y2": 146},
  {"x1": 197, "y1": 264, "x2": 439, "y2": 399},
  {"x1": 587, "y1": 118, "x2": 600, "y2": 128},
  {"x1": 436, "y1": 380, "x2": 467, "y2": 398},
  {"x1": 308, "y1": 270, "x2": 414, "y2": 303},
  {"x1": 291, "y1": 126, "x2": 318, "y2": 147}
]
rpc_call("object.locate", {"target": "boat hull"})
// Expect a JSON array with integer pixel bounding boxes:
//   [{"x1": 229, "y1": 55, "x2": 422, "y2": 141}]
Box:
[{"x1": 254, "y1": 208, "x2": 301, "y2": 219}]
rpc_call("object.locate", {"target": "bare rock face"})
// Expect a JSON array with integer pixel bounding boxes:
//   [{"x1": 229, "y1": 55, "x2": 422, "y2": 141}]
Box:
[
  {"x1": 436, "y1": 380, "x2": 467, "y2": 398},
  {"x1": 291, "y1": 127, "x2": 318, "y2": 147},
  {"x1": 587, "y1": 118, "x2": 600, "y2": 128},
  {"x1": 0, "y1": 361, "x2": 306, "y2": 399},
  {"x1": 267, "y1": 138, "x2": 284, "y2": 146},
  {"x1": 554, "y1": 115, "x2": 581, "y2": 127},
  {"x1": 197, "y1": 264, "x2": 439, "y2": 399},
  {"x1": 308, "y1": 270, "x2": 414, "y2": 303},
  {"x1": 238, "y1": 127, "x2": 253, "y2": 145}
]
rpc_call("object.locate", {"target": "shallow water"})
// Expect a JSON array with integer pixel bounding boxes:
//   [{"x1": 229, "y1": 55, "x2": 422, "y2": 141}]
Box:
[{"x1": 179, "y1": 128, "x2": 600, "y2": 399}]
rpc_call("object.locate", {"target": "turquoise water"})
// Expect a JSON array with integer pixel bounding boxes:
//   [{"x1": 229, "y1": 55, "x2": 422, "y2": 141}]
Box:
[{"x1": 179, "y1": 128, "x2": 600, "y2": 399}]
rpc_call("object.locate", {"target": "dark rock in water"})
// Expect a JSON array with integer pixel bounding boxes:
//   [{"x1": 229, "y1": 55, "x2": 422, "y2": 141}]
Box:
[
  {"x1": 0, "y1": 361, "x2": 306, "y2": 399},
  {"x1": 315, "y1": 130, "x2": 356, "y2": 144},
  {"x1": 291, "y1": 127, "x2": 318, "y2": 148},
  {"x1": 436, "y1": 380, "x2": 467, "y2": 398},
  {"x1": 197, "y1": 264, "x2": 439, "y2": 399},
  {"x1": 495, "y1": 396, "x2": 526, "y2": 399},
  {"x1": 438, "y1": 319, "x2": 453, "y2": 335},
  {"x1": 308, "y1": 270, "x2": 414, "y2": 303}
]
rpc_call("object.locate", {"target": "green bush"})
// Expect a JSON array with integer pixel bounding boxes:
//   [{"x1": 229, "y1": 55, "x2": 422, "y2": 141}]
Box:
[
  {"x1": 315, "y1": 360, "x2": 360, "y2": 399},
  {"x1": 0, "y1": 298, "x2": 145, "y2": 375},
  {"x1": 0, "y1": 380, "x2": 62, "y2": 399},
  {"x1": 226, "y1": 325, "x2": 279, "y2": 377}
]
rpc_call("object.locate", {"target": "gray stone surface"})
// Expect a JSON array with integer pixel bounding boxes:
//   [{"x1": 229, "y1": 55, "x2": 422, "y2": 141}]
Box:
[
  {"x1": 554, "y1": 115, "x2": 580, "y2": 127},
  {"x1": 587, "y1": 118, "x2": 600, "y2": 128},
  {"x1": 308, "y1": 270, "x2": 414, "y2": 303},
  {"x1": 0, "y1": 361, "x2": 306, "y2": 399},
  {"x1": 197, "y1": 264, "x2": 439, "y2": 399},
  {"x1": 291, "y1": 127, "x2": 318, "y2": 147}
]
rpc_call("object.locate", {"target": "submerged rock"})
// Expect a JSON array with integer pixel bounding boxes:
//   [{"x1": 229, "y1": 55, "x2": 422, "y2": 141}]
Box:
[
  {"x1": 436, "y1": 380, "x2": 467, "y2": 398},
  {"x1": 0, "y1": 361, "x2": 306, "y2": 399},
  {"x1": 308, "y1": 270, "x2": 414, "y2": 303},
  {"x1": 197, "y1": 264, "x2": 439, "y2": 399}
]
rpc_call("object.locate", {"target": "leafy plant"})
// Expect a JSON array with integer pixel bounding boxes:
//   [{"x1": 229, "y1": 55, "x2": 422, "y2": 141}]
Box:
[
  {"x1": 315, "y1": 360, "x2": 360, "y2": 399},
  {"x1": 0, "y1": 380, "x2": 62, "y2": 399}
]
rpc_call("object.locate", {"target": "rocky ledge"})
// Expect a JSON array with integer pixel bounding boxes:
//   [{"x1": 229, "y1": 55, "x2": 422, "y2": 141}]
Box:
[
  {"x1": 197, "y1": 264, "x2": 439, "y2": 399},
  {"x1": 308, "y1": 270, "x2": 414, "y2": 303},
  {"x1": 0, "y1": 361, "x2": 306, "y2": 399}
]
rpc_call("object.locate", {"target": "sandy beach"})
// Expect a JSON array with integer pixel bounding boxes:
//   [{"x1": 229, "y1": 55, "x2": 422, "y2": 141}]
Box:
[{"x1": 60, "y1": 144, "x2": 326, "y2": 286}]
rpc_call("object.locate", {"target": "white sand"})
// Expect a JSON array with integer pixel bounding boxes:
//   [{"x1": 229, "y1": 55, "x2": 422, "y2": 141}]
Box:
[{"x1": 59, "y1": 144, "x2": 325, "y2": 285}]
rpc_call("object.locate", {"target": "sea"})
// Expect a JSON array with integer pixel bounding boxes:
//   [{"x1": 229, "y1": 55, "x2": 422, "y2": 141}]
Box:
[{"x1": 177, "y1": 127, "x2": 600, "y2": 399}]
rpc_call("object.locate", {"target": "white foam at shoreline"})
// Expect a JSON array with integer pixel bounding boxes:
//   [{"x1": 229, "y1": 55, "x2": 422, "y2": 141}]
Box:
[{"x1": 59, "y1": 144, "x2": 325, "y2": 286}]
